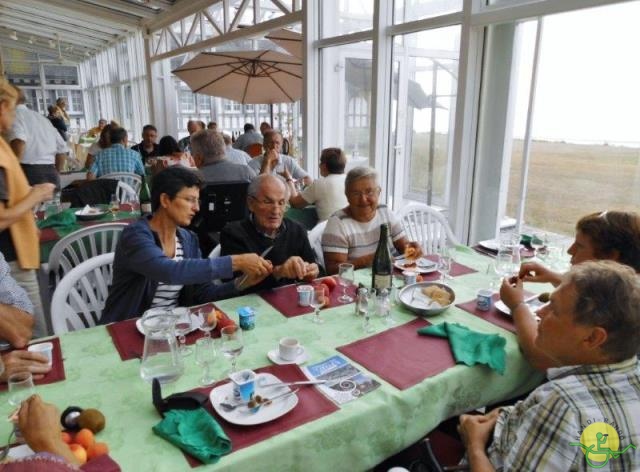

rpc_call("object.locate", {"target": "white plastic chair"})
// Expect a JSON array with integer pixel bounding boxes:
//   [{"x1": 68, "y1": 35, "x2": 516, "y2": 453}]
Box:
[
  {"x1": 116, "y1": 180, "x2": 138, "y2": 204},
  {"x1": 99, "y1": 172, "x2": 142, "y2": 193},
  {"x1": 51, "y1": 253, "x2": 114, "y2": 334},
  {"x1": 399, "y1": 203, "x2": 459, "y2": 254},
  {"x1": 208, "y1": 245, "x2": 221, "y2": 259},
  {"x1": 46, "y1": 222, "x2": 128, "y2": 288},
  {"x1": 308, "y1": 220, "x2": 328, "y2": 270}
]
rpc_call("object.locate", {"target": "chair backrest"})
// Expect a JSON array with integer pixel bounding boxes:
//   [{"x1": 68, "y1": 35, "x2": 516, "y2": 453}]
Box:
[
  {"x1": 116, "y1": 180, "x2": 138, "y2": 204},
  {"x1": 244, "y1": 142, "x2": 263, "y2": 157},
  {"x1": 399, "y1": 203, "x2": 459, "y2": 254},
  {"x1": 208, "y1": 244, "x2": 221, "y2": 259},
  {"x1": 51, "y1": 252, "x2": 114, "y2": 334},
  {"x1": 47, "y1": 222, "x2": 128, "y2": 286},
  {"x1": 99, "y1": 172, "x2": 142, "y2": 193},
  {"x1": 308, "y1": 220, "x2": 328, "y2": 270}
]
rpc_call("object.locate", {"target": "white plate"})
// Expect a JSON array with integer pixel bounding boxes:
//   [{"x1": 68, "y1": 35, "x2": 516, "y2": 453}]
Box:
[
  {"x1": 478, "y1": 239, "x2": 500, "y2": 251},
  {"x1": 135, "y1": 313, "x2": 200, "y2": 336},
  {"x1": 267, "y1": 347, "x2": 309, "y2": 365},
  {"x1": 210, "y1": 373, "x2": 298, "y2": 426},
  {"x1": 495, "y1": 295, "x2": 544, "y2": 321},
  {"x1": 393, "y1": 257, "x2": 438, "y2": 274}
]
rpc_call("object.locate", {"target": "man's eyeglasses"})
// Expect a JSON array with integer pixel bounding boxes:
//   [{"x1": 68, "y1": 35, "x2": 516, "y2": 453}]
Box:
[{"x1": 348, "y1": 188, "x2": 380, "y2": 199}]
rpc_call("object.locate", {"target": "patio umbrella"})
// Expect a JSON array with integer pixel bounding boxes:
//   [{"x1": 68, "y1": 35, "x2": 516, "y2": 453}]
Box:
[
  {"x1": 265, "y1": 28, "x2": 303, "y2": 59},
  {"x1": 172, "y1": 50, "x2": 302, "y2": 104}
]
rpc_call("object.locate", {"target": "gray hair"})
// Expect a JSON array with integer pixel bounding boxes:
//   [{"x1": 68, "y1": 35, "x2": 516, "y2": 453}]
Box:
[
  {"x1": 190, "y1": 130, "x2": 226, "y2": 165},
  {"x1": 345, "y1": 166, "x2": 378, "y2": 192},
  {"x1": 566, "y1": 260, "x2": 640, "y2": 361},
  {"x1": 247, "y1": 174, "x2": 290, "y2": 200},
  {"x1": 222, "y1": 133, "x2": 232, "y2": 146}
]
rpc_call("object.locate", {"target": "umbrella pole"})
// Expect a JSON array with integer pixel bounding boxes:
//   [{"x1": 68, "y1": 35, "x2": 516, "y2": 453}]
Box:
[{"x1": 270, "y1": 104, "x2": 274, "y2": 126}]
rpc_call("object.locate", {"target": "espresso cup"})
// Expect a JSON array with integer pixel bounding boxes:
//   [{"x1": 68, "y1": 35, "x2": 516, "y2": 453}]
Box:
[
  {"x1": 278, "y1": 337, "x2": 303, "y2": 361},
  {"x1": 27, "y1": 342, "x2": 54, "y2": 366}
]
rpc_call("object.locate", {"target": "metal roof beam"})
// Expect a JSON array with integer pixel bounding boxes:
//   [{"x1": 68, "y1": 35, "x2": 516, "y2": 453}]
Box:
[
  {"x1": 0, "y1": 20, "x2": 107, "y2": 47},
  {"x1": 81, "y1": 0, "x2": 159, "y2": 18},
  {"x1": 0, "y1": 11, "x2": 116, "y2": 42},
  {"x1": 0, "y1": 29, "x2": 98, "y2": 54},
  {"x1": 145, "y1": 0, "x2": 222, "y2": 32},
  {"x1": 0, "y1": 39, "x2": 85, "y2": 62}
]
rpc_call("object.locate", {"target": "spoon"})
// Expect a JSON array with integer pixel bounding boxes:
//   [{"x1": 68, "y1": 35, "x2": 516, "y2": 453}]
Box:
[{"x1": 218, "y1": 388, "x2": 299, "y2": 413}]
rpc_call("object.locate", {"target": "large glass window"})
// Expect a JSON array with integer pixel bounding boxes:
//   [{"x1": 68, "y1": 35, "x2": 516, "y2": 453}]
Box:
[
  {"x1": 389, "y1": 26, "x2": 460, "y2": 207},
  {"x1": 505, "y1": 2, "x2": 640, "y2": 236},
  {"x1": 320, "y1": 41, "x2": 373, "y2": 166},
  {"x1": 321, "y1": 0, "x2": 374, "y2": 38},
  {"x1": 393, "y1": 0, "x2": 462, "y2": 24}
]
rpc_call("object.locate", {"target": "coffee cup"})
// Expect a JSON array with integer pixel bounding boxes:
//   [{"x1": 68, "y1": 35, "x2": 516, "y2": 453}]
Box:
[
  {"x1": 229, "y1": 369, "x2": 256, "y2": 402},
  {"x1": 28, "y1": 342, "x2": 54, "y2": 366},
  {"x1": 296, "y1": 285, "x2": 313, "y2": 306},
  {"x1": 278, "y1": 337, "x2": 303, "y2": 361}
]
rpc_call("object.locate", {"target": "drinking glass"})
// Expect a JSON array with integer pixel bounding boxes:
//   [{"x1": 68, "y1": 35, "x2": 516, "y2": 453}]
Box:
[
  {"x1": 220, "y1": 326, "x2": 244, "y2": 374},
  {"x1": 195, "y1": 337, "x2": 217, "y2": 386},
  {"x1": 438, "y1": 248, "x2": 453, "y2": 283},
  {"x1": 530, "y1": 232, "x2": 547, "y2": 259},
  {"x1": 377, "y1": 289, "x2": 394, "y2": 325},
  {"x1": 8, "y1": 372, "x2": 35, "y2": 407},
  {"x1": 361, "y1": 290, "x2": 374, "y2": 333},
  {"x1": 495, "y1": 250, "x2": 517, "y2": 280},
  {"x1": 173, "y1": 308, "x2": 193, "y2": 356},
  {"x1": 195, "y1": 307, "x2": 217, "y2": 339},
  {"x1": 337, "y1": 263, "x2": 355, "y2": 303},
  {"x1": 109, "y1": 194, "x2": 120, "y2": 220},
  {"x1": 309, "y1": 285, "x2": 326, "y2": 324}
]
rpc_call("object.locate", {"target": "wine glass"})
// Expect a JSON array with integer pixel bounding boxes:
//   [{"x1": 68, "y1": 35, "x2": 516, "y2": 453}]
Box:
[
  {"x1": 337, "y1": 263, "x2": 355, "y2": 303},
  {"x1": 438, "y1": 248, "x2": 453, "y2": 283},
  {"x1": 309, "y1": 285, "x2": 326, "y2": 324},
  {"x1": 109, "y1": 193, "x2": 120, "y2": 220},
  {"x1": 194, "y1": 337, "x2": 217, "y2": 386},
  {"x1": 8, "y1": 372, "x2": 35, "y2": 407},
  {"x1": 195, "y1": 307, "x2": 217, "y2": 339},
  {"x1": 361, "y1": 290, "x2": 374, "y2": 333},
  {"x1": 173, "y1": 308, "x2": 193, "y2": 356},
  {"x1": 220, "y1": 326, "x2": 244, "y2": 374}
]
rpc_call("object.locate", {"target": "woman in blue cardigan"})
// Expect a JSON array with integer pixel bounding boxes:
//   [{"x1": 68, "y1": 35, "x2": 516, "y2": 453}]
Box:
[{"x1": 101, "y1": 167, "x2": 272, "y2": 324}]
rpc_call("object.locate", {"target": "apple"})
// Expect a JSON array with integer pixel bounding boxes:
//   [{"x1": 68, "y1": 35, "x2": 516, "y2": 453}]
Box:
[
  {"x1": 317, "y1": 284, "x2": 330, "y2": 307},
  {"x1": 318, "y1": 277, "x2": 337, "y2": 292},
  {"x1": 69, "y1": 444, "x2": 87, "y2": 465}
]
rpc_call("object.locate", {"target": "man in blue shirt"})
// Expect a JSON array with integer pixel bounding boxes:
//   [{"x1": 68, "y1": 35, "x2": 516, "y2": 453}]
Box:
[{"x1": 87, "y1": 127, "x2": 144, "y2": 180}]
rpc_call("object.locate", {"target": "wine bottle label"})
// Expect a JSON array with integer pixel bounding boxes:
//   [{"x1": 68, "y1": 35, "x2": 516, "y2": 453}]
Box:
[
  {"x1": 141, "y1": 203, "x2": 152, "y2": 213},
  {"x1": 373, "y1": 274, "x2": 392, "y2": 291}
]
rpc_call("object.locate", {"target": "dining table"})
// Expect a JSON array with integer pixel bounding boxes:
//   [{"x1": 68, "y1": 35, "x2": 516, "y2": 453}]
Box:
[{"x1": 1, "y1": 246, "x2": 546, "y2": 471}]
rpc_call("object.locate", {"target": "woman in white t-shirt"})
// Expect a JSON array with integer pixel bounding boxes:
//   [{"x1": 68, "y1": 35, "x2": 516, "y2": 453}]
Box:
[{"x1": 286, "y1": 147, "x2": 348, "y2": 221}]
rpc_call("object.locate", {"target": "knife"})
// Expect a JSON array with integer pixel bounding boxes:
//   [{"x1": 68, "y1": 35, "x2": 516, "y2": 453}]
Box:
[
  {"x1": 259, "y1": 379, "x2": 326, "y2": 389},
  {"x1": 238, "y1": 246, "x2": 274, "y2": 286}
]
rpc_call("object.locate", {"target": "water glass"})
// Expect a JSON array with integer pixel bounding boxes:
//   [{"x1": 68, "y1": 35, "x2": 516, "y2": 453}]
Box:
[
  {"x1": 173, "y1": 308, "x2": 193, "y2": 356},
  {"x1": 195, "y1": 337, "x2": 217, "y2": 386},
  {"x1": 337, "y1": 263, "x2": 355, "y2": 303},
  {"x1": 438, "y1": 248, "x2": 453, "y2": 283},
  {"x1": 360, "y1": 290, "x2": 374, "y2": 333},
  {"x1": 8, "y1": 372, "x2": 35, "y2": 407},
  {"x1": 220, "y1": 326, "x2": 244, "y2": 374},
  {"x1": 309, "y1": 285, "x2": 326, "y2": 324},
  {"x1": 530, "y1": 232, "x2": 547, "y2": 259},
  {"x1": 195, "y1": 308, "x2": 217, "y2": 338}
]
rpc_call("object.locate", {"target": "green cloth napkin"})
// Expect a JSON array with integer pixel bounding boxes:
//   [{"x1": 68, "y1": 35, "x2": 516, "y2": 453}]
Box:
[
  {"x1": 418, "y1": 322, "x2": 506, "y2": 375},
  {"x1": 152, "y1": 408, "x2": 232, "y2": 464},
  {"x1": 37, "y1": 209, "x2": 76, "y2": 229}
]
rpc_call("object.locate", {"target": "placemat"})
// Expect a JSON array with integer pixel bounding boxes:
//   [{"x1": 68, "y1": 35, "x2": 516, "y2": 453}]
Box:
[
  {"x1": 0, "y1": 338, "x2": 66, "y2": 391},
  {"x1": 472, "y1": 245, "x2": 535, "y2": 259},
  {"x1": 337, "y1": 318, "x2": 456, "y2": 390},
  {"x1": 259, "y1": 279, "x2": 357, "y2": 318},
  {"x1": 393, "y1": 254, "x2": 477, "y2": 280},
  {"x1": 455, "y1": 292, "x2": 533, "y2": 333},
  {"x1": 184, "y1": 364, "x2": 339, "y2": 467},
  {"x1": 106, "y1": 304, "x2": 234, "y2": 361}
]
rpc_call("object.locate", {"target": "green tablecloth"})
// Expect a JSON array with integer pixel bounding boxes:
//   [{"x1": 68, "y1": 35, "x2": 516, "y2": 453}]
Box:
[
  {"x1": 5, "y1": 247, "x2": 545, "y2": 471},
  {"x1": 285, "y1": 205, "x2": 318, "y2": 230}
]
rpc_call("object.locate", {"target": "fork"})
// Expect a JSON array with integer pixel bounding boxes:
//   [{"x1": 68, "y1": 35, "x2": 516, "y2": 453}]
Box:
[{"x1": 218, "y1": 388, "x2": 299, "y2": 412}]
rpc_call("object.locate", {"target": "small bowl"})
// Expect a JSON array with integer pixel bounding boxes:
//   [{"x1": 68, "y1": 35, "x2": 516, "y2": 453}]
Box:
[
  {"x1": 398, "y1": 282, "x2": 456, "y2": 317},
  {"x1": 75, "y1": 208, "x2": 106, "y2": 221}
]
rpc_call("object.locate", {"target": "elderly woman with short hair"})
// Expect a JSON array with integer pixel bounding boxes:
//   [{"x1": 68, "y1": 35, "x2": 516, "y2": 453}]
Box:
[
  {"x1": 321, "y1": 166, "x2": 421, "y2": 275},
  {"x1": 101, "y1": 166, "x2": 272, "y2": 323}
]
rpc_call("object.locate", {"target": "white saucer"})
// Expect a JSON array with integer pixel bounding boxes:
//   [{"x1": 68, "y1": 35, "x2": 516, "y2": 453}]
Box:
[{"x1": 267, "y1": 347, "x2": 309, "y2": 365}]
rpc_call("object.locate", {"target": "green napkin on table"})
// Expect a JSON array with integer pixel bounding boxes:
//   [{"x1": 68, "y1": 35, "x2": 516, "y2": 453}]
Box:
[
  {"x1": 152, "y1": 408, "x2": 232, "y2": 464},
  {"x1": 418, "y1": 322, "x2": 506, "y2": 375},
  {"x1": 37, "y1": 209, "x2": 77, "y2": 229}
]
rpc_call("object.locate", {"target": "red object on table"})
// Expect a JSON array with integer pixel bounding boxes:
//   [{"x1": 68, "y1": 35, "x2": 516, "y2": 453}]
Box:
[
  {"x1": 184, "y1": 364, "x2": 339, "y2": 467},
  {"x1": 0, "y1": 338, "x2": 66, "y2": 392},
  {"x1": 106, "y1": 304, "x2": 235, "y2": 361},
  {"x1": 455, "y1": 292, "x2": 533, "y2": 334},
  {"x1": 393, "y1": 255, "x2": 477, "y2": 280},
  {"x1": 259, "y1": 278, "x2": 357, "y2": 318},
  {"x1": 337, "y1": 318, "x2": 456, "y2": 390}
]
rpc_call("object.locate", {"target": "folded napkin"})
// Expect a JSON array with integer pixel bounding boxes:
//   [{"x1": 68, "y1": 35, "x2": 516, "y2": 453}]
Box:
[
  {"x1": 418, "y1": 322, "x2": 506, "y2": 374},
  {"x1": 36, "y1": 208, "x2": 76, "y2": 229},
  {"x1": 152, "y1": 408, "x2": 232, "y2": 465}
]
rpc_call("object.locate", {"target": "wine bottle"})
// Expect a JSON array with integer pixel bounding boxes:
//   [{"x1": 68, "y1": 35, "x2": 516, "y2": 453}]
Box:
[
  {"x1": 140, "y1": 180, "x2": 152, "y2": 216},
  {"x1": 371, "y1": 223, "x2": 393, "y2": 293}
]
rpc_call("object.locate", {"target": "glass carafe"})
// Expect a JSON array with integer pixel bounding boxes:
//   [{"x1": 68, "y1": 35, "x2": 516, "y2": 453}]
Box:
[{"x1": 140, "y1": 311, "x2": 184, "y2": 384}]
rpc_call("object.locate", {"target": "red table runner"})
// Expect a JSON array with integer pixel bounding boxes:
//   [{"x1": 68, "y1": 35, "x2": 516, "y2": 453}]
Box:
[
  {"x1": 393, "y1": 254, "x2": 477, "y2": 280},
  {"x1": 0, "y1": 338, "x2": 66, "y2": 391},
  {"x1": 455, "y1": 292, "x2": 533, "y2": 334},
  {"x1": 106, "y1": 304, "x2": 234, "y2": 361},
  {"x1": 259, "y1": 280, "x2": 357, "y2": 318},
  {"x1": 337, "y1": 318, "x2": 456, "y2": 390},
  {"x1": 184, "y1": 364, "x2": 339, "y2": 467}
]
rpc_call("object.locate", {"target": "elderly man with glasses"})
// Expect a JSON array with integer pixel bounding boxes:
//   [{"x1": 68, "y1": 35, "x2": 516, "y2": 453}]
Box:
[
  {"x1": 220, "y1": 174, "x2": 319, "y2": 292},
  {"x1": 322, "y1": 166, "x2": 421, "y2": 275}
]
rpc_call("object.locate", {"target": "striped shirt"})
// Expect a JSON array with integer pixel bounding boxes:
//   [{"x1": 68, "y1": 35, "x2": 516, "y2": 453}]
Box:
[
  {"x1": 321, "y1": 205, "x2": 405, "y2": 261},
  {"x1": 150, "y1": 237, "x2": 184, "y2": 309},
  {"x1": 489, "y1": 357, "x2": 640, "y2": 471},
  {"x1": 89, "y1": 144, "x2": 145, "y2": 178}
]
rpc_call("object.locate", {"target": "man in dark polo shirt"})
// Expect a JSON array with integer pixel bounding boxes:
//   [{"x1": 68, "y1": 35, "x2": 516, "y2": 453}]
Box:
[{"x1": 131, "y1": 124, "x2": 159, "y2": 164}]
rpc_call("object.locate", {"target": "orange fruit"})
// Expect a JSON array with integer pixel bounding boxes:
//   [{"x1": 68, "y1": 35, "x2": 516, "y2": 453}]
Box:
[
  {"x1": 69, "y1": 443, "x2": 87, "y2": 465},
  {"x1": 87, "y1": 442, "x2": 109, "y2": 459},
  {"x1": 75, "y1": 428, "x2": 95, "y2": 450},
  {"x1": 61, "y1": 431, "x2": 73, "y2": 444}
]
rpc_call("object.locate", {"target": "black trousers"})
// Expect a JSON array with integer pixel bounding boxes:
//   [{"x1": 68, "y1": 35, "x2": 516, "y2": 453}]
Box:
[{"x1": 20, "y1": 164, "x2": 60, "y2": 190}]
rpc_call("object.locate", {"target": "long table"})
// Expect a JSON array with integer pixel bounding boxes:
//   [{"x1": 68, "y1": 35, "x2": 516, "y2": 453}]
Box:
[{"x1": 1, "y1": 247, "x2": 545, "y2": 471}]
